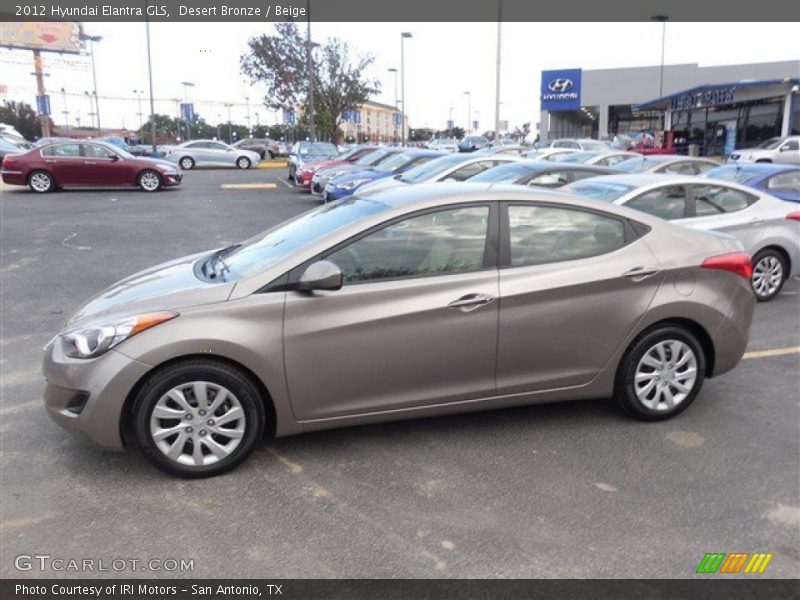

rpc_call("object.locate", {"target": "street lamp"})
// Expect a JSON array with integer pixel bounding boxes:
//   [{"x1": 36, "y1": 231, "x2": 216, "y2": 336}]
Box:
[
  {"x1": 79, "y1": 32, "x2": 102, "y2": 133},
  {"x1": 84, "y1": 91, "x2": 95, "y2": 130},
  {"x1": 144, "y1": 1, "x2": 158, "y2": 151},
  {"x1": 400, "y1": 32, "x2": 412, "y2": 146},
  {"x1": 60, "y1": 87, "x2": 70, "y2": 130},
  {"x1": 463, "y1": 91, "x2": 471, "y2": 135},
  {"x1": 651, "y1": 15, "x2": 669, "y2": 97},
  {"x1": 388, "y1": 67, "x2": 398, "y2": 142},
  {"x1": 133, "y1": 89, "x2": 145, "y2": 136}
]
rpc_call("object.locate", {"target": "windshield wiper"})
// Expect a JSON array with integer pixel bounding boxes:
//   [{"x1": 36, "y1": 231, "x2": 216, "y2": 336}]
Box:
[{"x1": 205, "y1": 244, "x2": 240, "y2": 281}]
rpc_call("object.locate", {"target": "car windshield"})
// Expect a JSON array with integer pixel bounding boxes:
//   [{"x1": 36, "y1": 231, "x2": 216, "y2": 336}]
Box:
[
  {"x1": 549, "y1": 151, "x2": 597, "y2": 163},
  {"x1": 613, "y1": 156, "x2": 661, "y2": 172},
  {"x1": 702, "y1": 166, "x2": 762, "y2": 184},
  {"x1": 756, "y1": 137, "x2": 782, "y2": 149},
  {"x1": 373, "y1": 151, "x2": 419, "y2": 173},
  {"x1": 582, "y1": 141, "x2": 609, "y2": 151},
  {"x1": 223, "y1": 198, "x2": 390, "y2": 280},
  {"x1": 399, "y1": 154, "x2": 471, "y2": 182},
  {"x1": 356, "y1": 148, "x2": 394, "y2": 166},
  {"x1": 301, "y1": 142, "x2": 338, "y2": 157},
  {"x1": 566, "y1": 180, "x2": 635, "y2": 201},
  {"x1": 469, "y1": 163, "x2": 538, "y2": 183}
]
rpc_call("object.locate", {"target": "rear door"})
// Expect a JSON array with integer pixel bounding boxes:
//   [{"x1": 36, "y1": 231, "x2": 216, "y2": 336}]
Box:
[
  {"x1": 496, "y1": 202, "x2": 661, "y2": 394},
  {"x1": 41, "y1": 143, "x2": 83, "y2": 185},
  {"x1": 207, "y1": 142, "x2": 234, "y2": 166}
]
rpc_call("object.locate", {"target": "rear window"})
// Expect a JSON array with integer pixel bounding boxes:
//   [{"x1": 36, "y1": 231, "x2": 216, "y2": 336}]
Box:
[
  {"x1": 566, "y1": 180, "x2": 635, "y2": 201},
  {"x1": 703, "y1": 166, "x2": 762, "y2": 184}
]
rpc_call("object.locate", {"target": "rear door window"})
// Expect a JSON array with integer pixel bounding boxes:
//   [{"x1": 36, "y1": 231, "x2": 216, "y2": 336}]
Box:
[
  {"x1": 690, "y1": 185, "x2": 757, "y2": 217},
  {"x1": 625, "y1": 186, "x2": 688, "y2": 220},
  {"x1": 764, "y1": 171, "x2": 800, "y2": 193},
  {"x1": 42, "y1": 144, "x2": 80, "y2": 157}
]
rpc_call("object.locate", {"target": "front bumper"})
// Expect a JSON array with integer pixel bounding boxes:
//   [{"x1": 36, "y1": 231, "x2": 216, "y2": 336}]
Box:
[
  {"x1": 42, "y1": 336, "x2": 152, "y2": 451},
  {"x1": 295, "y1": 172, "x2": 313, "y2": 188},
  {"x1": 162, "y1": 172, "x2": 182, "y2": 186},
  {"x1": 322, "y1": 183, "x2": 356, "y2": 203}
]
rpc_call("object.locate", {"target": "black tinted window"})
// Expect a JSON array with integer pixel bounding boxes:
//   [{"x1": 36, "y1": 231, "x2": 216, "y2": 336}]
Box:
[
  {"x1": 508, "y1": 205, "x2": 626, "y2": 267},
  {"x1": 327, "y1": 206, "x2": 489, "y2": 283}
]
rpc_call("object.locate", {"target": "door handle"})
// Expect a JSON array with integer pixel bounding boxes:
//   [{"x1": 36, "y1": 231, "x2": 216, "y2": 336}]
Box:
[
  {"x1": 84, "y1": 161, "x2": 97, "y2": 165},
  {"x1": 622, "y1": 267, "x2": 659, "y2": 282},
  {"x1": 748, "y1": 217, "x2": 765, "y2": 226},
  {"x1": 447, "y1": 293, "x2": 496, "y2": 312},
  {"x1": 44, "y1": 160, "x2": 57, "y2": 164}
]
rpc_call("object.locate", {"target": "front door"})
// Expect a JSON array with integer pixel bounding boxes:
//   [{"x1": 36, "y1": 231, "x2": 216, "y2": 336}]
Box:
[
  {"x1": 283, "y1": 204, "x2": 499, "y2": 421},
  {"x1": 496, "y1": 203, "x2": 662, "y2": 394},
  {"x1": 81, "y1": 143, "x2": 131, "y2": 185}
]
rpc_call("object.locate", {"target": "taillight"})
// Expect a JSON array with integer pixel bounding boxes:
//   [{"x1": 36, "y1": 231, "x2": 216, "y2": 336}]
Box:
[
  {"x1": 2, "y1": 156, "x2": 13, "y2": 168},
  {"x1": 786, "y1": 211, "x2": 800, "y2": 222},
  {"x1": 701, "y1": 252, "x2": 753, "y2": 280}
]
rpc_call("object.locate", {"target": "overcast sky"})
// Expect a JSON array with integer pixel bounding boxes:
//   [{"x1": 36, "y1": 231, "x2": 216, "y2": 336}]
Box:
[{"x1": 1, "y1": 21, "x2": 798, "y2": 134}]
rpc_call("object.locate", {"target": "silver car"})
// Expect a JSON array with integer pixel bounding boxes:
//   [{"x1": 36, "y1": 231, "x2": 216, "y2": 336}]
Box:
[
  {"x1": 165, "y1": 140, "x2": 261, "y2": 170},
  {"x1": 43, "y1": 183, "x2": 754, "y2": 477},
  {"x1": 311, "y1": 147, "x2": 404, "y2": 196},
  {"x1": 614, "y1": 155, "x2": 719, "y2": 175},
  {"x1": 565, "y1": 174, "x2": 800, "y2": 301},
  {"x1": 728, "y1": 136, "x2": 800, "y2": 165},
  {"x1": 547, "y1": 150, "x2": 641, "y2": 167}
]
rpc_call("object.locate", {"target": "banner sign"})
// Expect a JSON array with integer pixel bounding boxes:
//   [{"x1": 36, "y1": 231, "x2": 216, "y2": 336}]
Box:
[
  {"x1": 670, "y1": 86, "x2": 736, "y2": 110},
  {"x1": 179, "y1": 102, "x2": 195, "y2": 123},
  {"x1": 36, "y1": 94, "x2": 51, "y2": 116},
  {"x1": 343, "y1": 109, "x2": 361, "y2": 124},
  {"x1": 282, "y1": 107, "x2": 295, "y2": 125},
  {"x1": 541, "y1": 68, "x2": 582, "y2": 112},
  {"x1": 0, "y1": 22, "x2": 83, "y2": 54}
]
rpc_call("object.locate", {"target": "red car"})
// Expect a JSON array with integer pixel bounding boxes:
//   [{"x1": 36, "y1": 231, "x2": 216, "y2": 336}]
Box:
[
  {"x1": 1, "y1": 140, "x2": 182, "y2": 193},
  {"x1": 293, "y1": 145, "x2": 379, "y2": 189}
]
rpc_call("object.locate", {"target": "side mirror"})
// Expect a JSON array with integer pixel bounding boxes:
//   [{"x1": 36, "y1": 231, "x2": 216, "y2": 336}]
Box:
[
  {"x1": 296, "y1": 260, "x2": 343, "y2": 292},
  {"x1": 109, "y1": 154, "x2": 119, "y2": 161},
  {"x1": 779, "y1": 145, "x2": 790, "y2": 152}
]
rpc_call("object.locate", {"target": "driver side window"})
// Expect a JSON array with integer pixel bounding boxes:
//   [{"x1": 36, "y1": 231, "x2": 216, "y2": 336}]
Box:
[{"x1": 325, "y1": 206, "x2": 490, "y2": 284}]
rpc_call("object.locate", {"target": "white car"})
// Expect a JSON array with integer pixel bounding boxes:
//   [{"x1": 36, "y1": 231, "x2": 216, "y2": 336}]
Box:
[
  {"x1": 428, "y1": 138, "x2": 459, "y2": 153},
  {"x1": 358, "y1": 153, "x2": 521, "y2": 194},
  {"x1": 728, "y1": 136, "x2": 800, "y2": 165},
  {"x1": 565, "y1": 173, "x2": 800, "y2": 302},
  {"x1": 523, "y1": 148, "x2": 579, "y2": 161},
  {"x1": 164, "y1": 140, "x2": 261, "y2": 170},
  {"x1": 546, "y1": 150, "x2": 641, "y2": 167}
]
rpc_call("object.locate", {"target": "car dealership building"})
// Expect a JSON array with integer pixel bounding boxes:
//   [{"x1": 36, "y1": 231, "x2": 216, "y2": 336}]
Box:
[{"x1": 540, "y1": 60, "x2": 800, "y2": 155}]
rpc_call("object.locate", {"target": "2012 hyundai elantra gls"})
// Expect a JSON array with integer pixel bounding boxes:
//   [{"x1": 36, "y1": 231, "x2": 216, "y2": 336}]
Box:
[{"x1": 43, "y1": 184, "x2": 755, "y2": 477}]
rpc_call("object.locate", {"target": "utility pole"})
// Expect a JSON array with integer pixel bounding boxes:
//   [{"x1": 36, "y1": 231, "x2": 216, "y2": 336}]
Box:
[
  {"x1": 400, "y1": 32, "x2": 412, "y2": 146},
  {"x1": 306, "y1": 0, "x2": 316, "y2": 141},
  {"x1": 32, "y1": 50, "x2": 51, "y2": 137},
  {"x1": 133, "y1": 89, "x2": 144, "y2": 136},
  {"x1": 463, "y1": 91, "x2": 471, "y2": 135},
  {"x1": 145, "y1": 2, "x2": 158, "y2": 151},
  {"x1": 494, "y1": 0, "x2": 503, "y2": 140},
  {"x1": 388, "y1": 67, "x2": 398, "y2": 142},
  {"x1": 80, "y1": 33, "x2": 103, "y2": 133},
  {"x1": 651, "y1": 15, "x2": 669, "y2": 97},
  {"x1": 226, "y1": 103, "x2": 233, "y2": 143},
  {"x1": 60, "y1": 87, "x2": 70, "y2": 131}
]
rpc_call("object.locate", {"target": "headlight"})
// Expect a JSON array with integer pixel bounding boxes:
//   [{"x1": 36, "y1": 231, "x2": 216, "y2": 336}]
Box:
[
  {"x1": 62, "y1": 311, "x2": 178, "y2": 359},
  {"x1": 337, "y1": 178, "x2": 369, "y2": 190}
]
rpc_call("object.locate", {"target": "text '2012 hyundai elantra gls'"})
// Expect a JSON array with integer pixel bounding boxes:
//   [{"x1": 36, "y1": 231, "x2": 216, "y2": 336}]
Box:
[{"x1": 43, "y1": 183, "x2": 755, "y2": 477}]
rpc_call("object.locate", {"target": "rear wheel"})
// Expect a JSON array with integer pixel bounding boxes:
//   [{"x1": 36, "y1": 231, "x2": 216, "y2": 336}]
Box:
[
  {"x1": 751, "y1": 248, "x2": 787, "y2": 302},
  {"x1": 137, "y1": 169, "x2": 162, "y2": 192},
  {"x1": 132, "y1": 360, "x2": 265, "y2": 478},
  {"x1": 179, "y1": 156, "x2": 195, "y2": 170},
  {"x1": 28, "y1": 170, "x2": 55, "y2": 193},
  {"x1": 236, "y1": 156, "x2": 251, "y2": 169},
  {"x1": 614, "y1": 326, "x2": 705, "y2": 421}
]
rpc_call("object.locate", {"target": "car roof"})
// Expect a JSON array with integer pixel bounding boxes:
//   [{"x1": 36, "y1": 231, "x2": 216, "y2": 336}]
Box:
[
  {"x1": 709, "y1": 163, "x2": 798, "y2": 175},
  {"x1": 573, "y1": 173, "x2": 763, "y2": 193}
]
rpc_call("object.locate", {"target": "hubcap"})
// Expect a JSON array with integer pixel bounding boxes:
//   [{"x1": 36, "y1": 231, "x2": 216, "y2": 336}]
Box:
[
  {"x1": 150, "y1": 381, "x2": 245, "y2": 467},
  {"x1": 238, "y1": 158, "x2": 249, "y2": 168},
  {"x1": 181, "y1": 158, "x2": 193, "y2": 169},
  {"x1": 30, "y1": 173, "x2": 51, "y2": 192},
  {"x1": 140, "y1": 172, "x2": 159, "y2": 190},
  {"x1": 752, "y1": 256, "x2": 783, "y2": 297},
  {"x1": 634, "y1": 340, "x2": 697, "y2": 411}
]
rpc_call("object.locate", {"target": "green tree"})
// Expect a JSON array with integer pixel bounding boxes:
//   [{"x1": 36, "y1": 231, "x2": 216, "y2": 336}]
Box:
[
  {"x1": 241, "y1": 23, "x2": 379, "y2": 142},
  {"x1": 0, "y1": 100, "x2": 51, "y2": 140}
]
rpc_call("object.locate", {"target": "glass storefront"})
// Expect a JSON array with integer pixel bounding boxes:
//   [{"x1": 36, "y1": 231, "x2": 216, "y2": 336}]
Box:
[{"x1": 608, "y1": 105, "x2": 664, "y2": 136}]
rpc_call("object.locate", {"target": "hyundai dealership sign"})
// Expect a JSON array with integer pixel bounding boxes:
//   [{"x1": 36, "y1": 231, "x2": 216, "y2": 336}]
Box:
[{"x1": 541, "y1": 68, "x2": 582, "y2": 111}]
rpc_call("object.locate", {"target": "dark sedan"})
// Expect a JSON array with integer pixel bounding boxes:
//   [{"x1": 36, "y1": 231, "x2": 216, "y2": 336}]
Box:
[
  {"x1": 468, "y1": 161, "x2": 619, "y2": 188},
  {"x1": 1, "y1": 140, "x2": 182, "y2": 193}
]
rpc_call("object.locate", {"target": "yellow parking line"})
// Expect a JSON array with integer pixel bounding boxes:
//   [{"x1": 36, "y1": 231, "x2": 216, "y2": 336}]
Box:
[
  {"x1": 742, "y1": 346, "x2": 800, "y2": 360},
  {"x1": 219, "y1": 183, "x2": 277, "y2": 190},
  {"x1": 257, "y1": 161, "x2": 288, "y2": 169}
]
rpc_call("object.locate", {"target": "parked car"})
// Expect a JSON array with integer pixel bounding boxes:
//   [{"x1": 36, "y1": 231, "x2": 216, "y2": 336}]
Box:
[
  {"x1": 468, "y1": 162, "x2": 620, "y2": 188},
  {"x1": 475, "y1": 145, "x2": 527, "y2": 156},
  {"x1": 613, "y1": 155, "x2": 719, "y2": 175},
  {"x1": 34, "y1": 137, "x2": 73, "y2": 147},
  {"x1": 546, "y1": 150, "x2": 641, "y2": 167},
  {"x1": 323, "y1": 149, "x2": 443, "y2": 202},
  {"x1": 458, "y1": 136, "x2": 491, "y2": 153},
  {"x1": 99, "y1": 137, "x2": 132, "y2": 153},
  {"x1": 0, "y1": 134, "x2": 33, "y2": 159},
  {"x1": 42, "y1": 182, "x2": 755, "y2": 477},
  {"x1": 728, "y1": 136, "x2": 800, "y2": 165},
  {"x1": 428, "y1": 138, "x2": 459, "y2": 153},
  {"x1": 565, "y1": 174, "x2": 800, "y2": 301},
  {"x1": 358, "y1": 153, "x2": 522, "y2": 194},
  {"x1": 1, "y1": 140, "x2": 182, "y2": 193},
  {"x1": 523, "y1": 148, "x2": 579, "y2": 161},
  {"x1": 287, "y1": 142, "x2": 339, "y2": 182},
  {"x1": 294, "y1": 145, "x2": 379, "y2": 190},
  {"x1": 232, "y1": 138, "x2": 280, "y2": 160},
  {"x1": 312, "y1": 147, "x2": 403, "y2": 195},
  {"x1": 275, "y1": 141, "x2": 291, "y2": 157},
  {"x1": 165, "y1": 140, "x2": 261, "y2": 170},
  {"x1": 548, "y1": 138, "x2": 611, "y2": 152},
  {"x1": 703, "y1": 163, "x2": 800, "y2": 203},
  {"x1": 129, "y1": 144, "x2": 167, "y2": 158}
]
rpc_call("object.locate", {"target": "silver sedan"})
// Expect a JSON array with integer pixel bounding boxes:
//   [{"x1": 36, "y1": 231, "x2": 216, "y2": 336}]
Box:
[
  {"x1": 565, "y1": 174, "x2": 800, "y2": 301},
  {"x1": 164, "y1": 140, "x2": 261, "y2": 170}
]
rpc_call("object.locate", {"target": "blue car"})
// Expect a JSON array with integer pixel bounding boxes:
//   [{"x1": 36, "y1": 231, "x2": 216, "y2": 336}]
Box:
[
  {"x1": 703, "y1": 163, "x2": 800, "y2": 203},
  {"x1": 323, "y1": 149, "x2": 443, "y2": 202}
]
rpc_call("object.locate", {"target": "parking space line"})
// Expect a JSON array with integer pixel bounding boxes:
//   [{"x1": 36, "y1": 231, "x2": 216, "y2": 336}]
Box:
[
  {"x1": 742, "y1": 346, "x2": 800, "y2": 360},
  {"x1": 277, "y1": 178, "x2": 294, "y2": 189},
  {"x1": 219, "y1": 183, "x2": 277, "y2": 190}
]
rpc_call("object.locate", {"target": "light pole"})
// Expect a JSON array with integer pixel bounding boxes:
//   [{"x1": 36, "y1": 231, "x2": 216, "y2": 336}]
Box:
[
  {"x1": 306, "y1": 0, "x2": 316, "y2": 141},
  {"x1": 226, "y1": 103, "x2": 233, "y2": 143},
  {"x1": 80, "y1": 33, "x2": 102, "y2": 133},
  {"x1": 651, "y1": 15, "x2": 669, "y2": 97},
  {"x1": 144, "y1": 2, "x2": 158, "y2": 152},
  {"x1": 245, "y1": 96, "x2": 251, "y2": 134},
  {"x1": 388, "y1": 67, "x2": 398, "y2": 142},
  {"x1": 133, "y1": 89, "x2": 144, "y2": 136},
  {"x1": 180, "y1": 81, "x2": 194, "y2": 140},
  {"x1": 84, "y1": 91, "x2": 95, "y2": 130},
  {"x1": 60, "y1": 87, "x2": 69, "y2": 130},
  {"x1": 400, "y1": 32, "x2": 412, "y2": 146},
  {"x1": 463, "y1": 91, "x2": 471, "y2": 135},
  {"x1": 494, "y1": 0, "x2": 503, "y2": 140}
]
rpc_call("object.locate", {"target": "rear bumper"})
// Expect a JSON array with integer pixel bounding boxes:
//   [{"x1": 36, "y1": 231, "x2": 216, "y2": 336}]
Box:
[
  {"x1": 710, "y1": 276, "x2": 756, "y2": 377},
  {"x1": 1, "y1": 171, "x2": 26, "y2": 185}
]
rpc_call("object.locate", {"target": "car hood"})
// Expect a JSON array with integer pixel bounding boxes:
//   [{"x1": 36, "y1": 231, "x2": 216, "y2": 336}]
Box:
[
  {"x1": 66, "y1": 251, "x2": 234, "y2": 330},
  {"x1": 357, "y1": 175, "x2": 406, "y2": 194},
  {"x1": 307, "y1": 158, "x2": 346, "y2": 171},
  {"x1": 318, "y1": 163, "x2": 361, "y2": 178},
  {"x1": 330, "y1": 168, "x2": 389, "y2": 185}
]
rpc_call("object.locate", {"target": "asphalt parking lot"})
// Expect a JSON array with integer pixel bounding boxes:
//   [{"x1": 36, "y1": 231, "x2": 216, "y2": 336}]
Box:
[{"x1": 1, "y1": 167, "x2": 798, "y2": 579}]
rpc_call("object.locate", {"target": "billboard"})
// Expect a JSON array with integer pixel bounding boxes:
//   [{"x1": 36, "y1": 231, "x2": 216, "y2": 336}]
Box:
[
  {"x1": 0, "y1": 22, "x2": 84, "y2": 54},
  {"x1": 541, "y1": 68, "x2": 582, "y2": 112}
]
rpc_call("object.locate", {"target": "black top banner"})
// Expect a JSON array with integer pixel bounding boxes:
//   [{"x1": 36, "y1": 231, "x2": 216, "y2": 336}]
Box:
[{"x1": 1, "y1": 0, "x2": 799, "y2": 22}]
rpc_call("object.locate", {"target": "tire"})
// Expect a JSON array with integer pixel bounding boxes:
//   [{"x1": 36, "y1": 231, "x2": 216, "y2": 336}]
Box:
[
  {"x1": 236, "y1": 156, "x2": 251, "y2": 169},
  {"x1": 288, "y1": 166, "x2": 296, "y2": 181},
  {"x1": 268, "y1": 151, "x2": 275, "y2": 159},
  {"x1": 179, "y1": 156, "x2": 195, "y2": 170},
  {"x1": 751, "y1": 248, "x2": 787, "y2": 302},
  {"x1": 137, "y1": 169, "x2": 162, "y2": 192},
  {"x1": 613, "y1": 325, "x2": 705, "y2": 421},
  {"x1": 28, "y1": 170, "x2": 55, "y2": 193},
  {"x1": 132, "y1": 359, "x2": 266, "y2": 478}
]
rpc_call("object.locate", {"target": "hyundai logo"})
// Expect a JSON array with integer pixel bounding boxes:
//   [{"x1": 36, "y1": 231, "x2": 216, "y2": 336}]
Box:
[{"x1": 548, "y1": 78, "x2": 574, "y2": 93}]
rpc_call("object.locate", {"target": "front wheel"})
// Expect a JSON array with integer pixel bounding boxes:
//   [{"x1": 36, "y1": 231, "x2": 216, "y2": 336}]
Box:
[
  {"x1": 179, "y1": 156, "x2": 195, "y2": 170},
  {"x1": 28, "y1": 170, "x2": 55, "y2": 193},
  {"x1": 236, "y1": 156, "x2": 251, "y2": 169},
  {"x1": 751, "y1": 248, "x2": 787, "y2": 302},
  {"x1": 132, "y1": 360, "x2": 265, "y2": 478},
  {"x1": 614, "y1": 326, "x2": 705, "y2": 421},
  {"x1": 137, "y1": 169, "x2": 162, "y2": 192}
]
